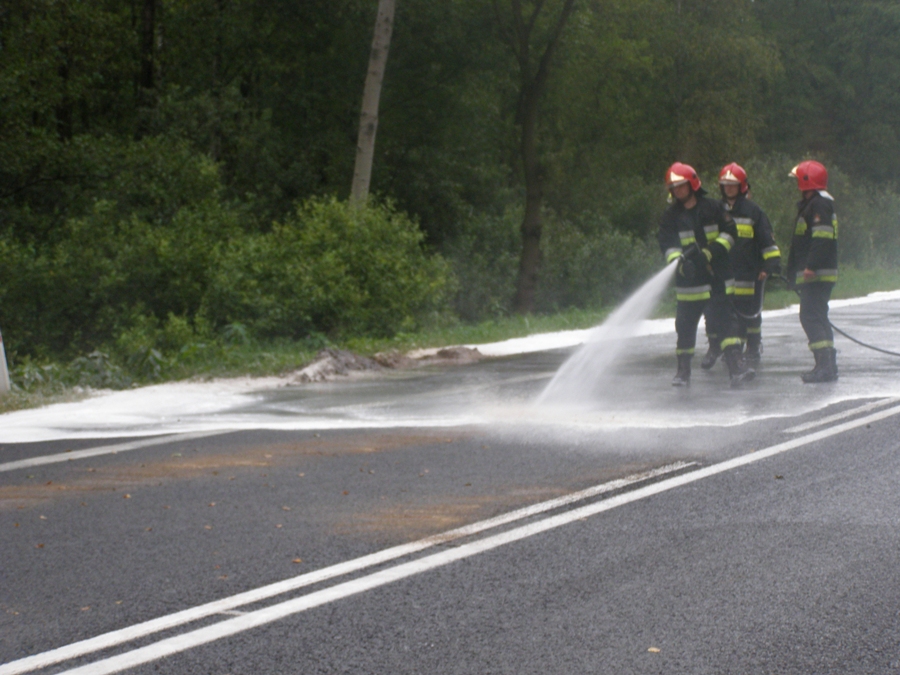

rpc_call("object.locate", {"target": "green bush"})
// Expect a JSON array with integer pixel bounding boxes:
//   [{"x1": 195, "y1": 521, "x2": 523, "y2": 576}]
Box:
[
  {"x1": 0, "y1": 135, "x2": 244, "y2": 359},
  {"x1": 838, "y1": 185, "x2": 900, "y2": 268},
  {"x1": 536, "y1": 213, "x2": 660, "y2": 313},
  {"x1": 443, "y1": 204, "x2": 663, "y2": 320},
  {"x1": 0, "y1": 195, "x2": 240, "y2": 358},
  {"x1": 443, "y1": 207, "x2": 521, "y2": 321},
  {"x1": 201, "y1": 197, "x2": 453, "y2": 339}
]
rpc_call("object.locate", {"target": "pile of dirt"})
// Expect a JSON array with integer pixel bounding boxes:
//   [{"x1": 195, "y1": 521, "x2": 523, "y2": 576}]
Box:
[
  {"x1": 371, "y1": 350, "x2": 416, "y2": 369},
  {"x1": 292, "y1": 349, "x2": 383, "y2": 383},
  {"x1": 417, "y1": 346, "x2": 483, "y2": 366},
  {"x1": 292, "y1": 346, "x2": 484, "y2": 383}
]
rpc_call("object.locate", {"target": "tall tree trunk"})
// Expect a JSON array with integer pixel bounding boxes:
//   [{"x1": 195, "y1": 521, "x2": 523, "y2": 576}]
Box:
[
  {"x1": 351, "y1": 0, "x2": 395, "y2": 203},
  {"x1": 508, "y1": 0, "x2": 577, "y2": 314}
]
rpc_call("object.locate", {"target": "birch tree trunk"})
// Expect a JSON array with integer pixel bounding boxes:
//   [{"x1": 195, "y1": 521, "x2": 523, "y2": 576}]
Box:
[
  {"x1": 351, "y1": 0, "x2": 396, "y2": 203},
  {"x1": 0, "y1": 328, "x2": 10, "y2": 395}
]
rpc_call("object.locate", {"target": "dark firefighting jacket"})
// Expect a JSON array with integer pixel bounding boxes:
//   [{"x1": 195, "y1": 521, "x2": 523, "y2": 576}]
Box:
[
  {"x1": 725, "y1": 194, "x2": 781, "y2": 299},
  {"x1": 786, "y1": 191, "x2": 838, "y2": 287},
  {"x1": 657, "y1": 195, "x2": 737, "y2": 302}
]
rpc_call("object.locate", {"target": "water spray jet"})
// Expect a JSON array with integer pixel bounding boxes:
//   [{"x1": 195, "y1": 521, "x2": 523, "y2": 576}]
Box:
[{"x1": 536, "y1": 260, "x2": 680, "y2": 405}]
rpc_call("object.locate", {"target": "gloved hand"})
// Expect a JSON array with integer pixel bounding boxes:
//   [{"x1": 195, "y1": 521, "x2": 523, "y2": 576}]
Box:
[
  {"x1": 678, "y1": 256, "x2": 696, "y2": 278},
  {"x1": 679, "y1": 243, "x2": 711, "y2": 277},
  {"x1": 764, "y1": 258, "x2": 782, "y2": 279}
]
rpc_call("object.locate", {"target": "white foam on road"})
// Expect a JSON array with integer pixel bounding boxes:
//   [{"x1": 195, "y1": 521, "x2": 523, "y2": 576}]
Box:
[
  {"x1": 2, "y1": 290, "x2": 900, "y2": 444},
  {"x1": 467, "y1": 289, "x2": 900, "y2": 357}
]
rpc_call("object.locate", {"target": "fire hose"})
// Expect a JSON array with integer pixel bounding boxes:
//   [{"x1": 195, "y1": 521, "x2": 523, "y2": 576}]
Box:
[{"x1": 733, "y1": 275, "x2": 900, "y2": 358}]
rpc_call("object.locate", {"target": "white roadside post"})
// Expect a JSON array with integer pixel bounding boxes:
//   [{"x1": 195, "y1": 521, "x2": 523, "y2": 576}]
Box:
[{"x1": 0, "y1": 327, "x2": 10, "y2": 394}]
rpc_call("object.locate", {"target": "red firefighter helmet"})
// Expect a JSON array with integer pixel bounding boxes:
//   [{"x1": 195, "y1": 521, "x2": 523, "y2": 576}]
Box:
[
  {"x1": 789, "y1": 160, "x2": 828, "y2": 191},
  {"x1": 665, "y1": 162, "x2": 701, "y2": 192},
  {"x1": 718, "y1": 162, "x2": 749, "y2": 194}
]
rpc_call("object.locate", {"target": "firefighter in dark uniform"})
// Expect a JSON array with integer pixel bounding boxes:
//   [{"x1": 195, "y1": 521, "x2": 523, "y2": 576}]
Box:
[
  {"x1": 701, "y1": 163, "x2": 781, "y2": 369},
  {"x1": 657, "y1": 162, "x2": 755, "y2": 387},
  {"x1": 786, "y1": 160, "x2": 838, "y2": 382}
]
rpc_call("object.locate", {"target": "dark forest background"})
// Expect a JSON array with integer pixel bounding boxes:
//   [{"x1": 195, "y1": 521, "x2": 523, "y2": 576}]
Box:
[{"x1": 2, "y1": 0, "x2": 900, "y2": 374}]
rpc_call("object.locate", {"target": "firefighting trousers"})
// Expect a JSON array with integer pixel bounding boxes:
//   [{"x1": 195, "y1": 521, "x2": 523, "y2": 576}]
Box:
[
  {"x1": 732, "y1": 281, "x2": 763, "y2": 340},
  {"x1": 675, "y1": 293, "x2": 741, "y2": 355},
  {"x1": 702, "y1": 281, "x2": 762, "y2": 345},
  {"x1": 798, "y1": 281, "x2": 834, "y2": 350}
]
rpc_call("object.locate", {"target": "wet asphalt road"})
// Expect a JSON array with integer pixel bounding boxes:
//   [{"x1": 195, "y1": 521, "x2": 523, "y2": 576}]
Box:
[{"x1": 3, "y1": 297, "x2": 900, "y2": 674}]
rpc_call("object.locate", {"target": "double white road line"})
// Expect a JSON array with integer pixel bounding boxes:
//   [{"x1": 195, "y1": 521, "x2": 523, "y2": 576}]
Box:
[
  {"x1": 4, "y1": 398, "x2": 900, "y2": 675},
  {"x1": 0, "y1": 432, "x2": 227, "y2": 474}
]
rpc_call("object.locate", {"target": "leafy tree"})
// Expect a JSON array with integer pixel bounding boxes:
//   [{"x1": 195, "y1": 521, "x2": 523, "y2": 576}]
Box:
[
  {"x1": 372, "y1": 0, "x2": 514, "y2": 245},
  {"x1": 0, "y1": 0, "x2": 136, "y2": 240},
  {"x1": 754, "y1": 0, "x2": 900, "y2": 182},
  {"x1": 492, "y1": 0, "x2": 578, "y2": 314},
  {"x1": 4, "y1": 0, "x2": 900, "y2": 369}
]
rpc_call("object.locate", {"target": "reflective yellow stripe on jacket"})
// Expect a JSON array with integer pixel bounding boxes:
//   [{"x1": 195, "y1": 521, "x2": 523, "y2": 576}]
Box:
[
  {"x1": 676, "y1": 284, "x2": 711, "y2": 302},
  {"x1": 678, "y1": 230, "x2": 696, "y2": 247},
  {"x1": 734, "y1": 217, "x2": 754, "y2": 239},
  {"x1": 795, "y1": 269, "x2": 838, "y2": 284},
  {"x1": 734, "y1": 280, "x2": 756, "y2": 296}
]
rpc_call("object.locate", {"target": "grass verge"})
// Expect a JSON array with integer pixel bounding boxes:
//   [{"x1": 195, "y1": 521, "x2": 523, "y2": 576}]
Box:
[{"x1": 2, "y1": 266, "x2": 899, "y2": 414}]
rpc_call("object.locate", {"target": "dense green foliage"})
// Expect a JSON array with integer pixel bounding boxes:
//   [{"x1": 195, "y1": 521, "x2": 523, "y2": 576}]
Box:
[
  {"x1": 202, "y1": 197, "x2": 452, "y2": 339},
  {"x1": 2, "y1": 0, "x2": 900, "y2": 386}
]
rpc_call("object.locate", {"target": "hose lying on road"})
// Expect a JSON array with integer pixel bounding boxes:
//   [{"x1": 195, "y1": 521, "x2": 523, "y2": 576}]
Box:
[
  {"x1": 733, "y1": 275, "x2": 900, "y2": 358},
  {"x1": 827, "y1": 321, "x2": 900, "y2": 358}
]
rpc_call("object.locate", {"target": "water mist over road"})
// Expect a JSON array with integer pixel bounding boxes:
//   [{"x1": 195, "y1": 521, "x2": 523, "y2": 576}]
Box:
[{"x1": 536, "y1": 259, "x2": 679, "y2": 405}]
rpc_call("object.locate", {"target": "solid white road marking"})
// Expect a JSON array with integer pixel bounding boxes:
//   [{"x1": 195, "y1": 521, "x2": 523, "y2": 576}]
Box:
[
  {"x1": 44, "y1": 402, "x2": 900, "y2": 675},
  {"x1": 0, "y1": 462, "x2": 692, "y2": 675},
  {"x1": 782, "y1": 397, "x2": 900, "y2": 434},
  {"x1": 0, "y1": 431, "x2": 226, "y2": 473}
]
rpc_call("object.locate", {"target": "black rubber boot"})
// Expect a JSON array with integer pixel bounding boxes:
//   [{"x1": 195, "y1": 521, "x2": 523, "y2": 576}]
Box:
[
  {"x1": 744, "y1": 334, "x2": 762, "y2": 368},
  {"x1": 801, "y1": 349, "x2": 824, "y2": 383},
  {"x1": 672, "y1": 354, "x2": 692, "y2": 387},
  {"x1": 700, "y1": 342, "x2": 721, "y2": 370},
  {"x1": 802, "y1": 348, "x2": 837, "y2": 383},
  {"x1": 724, "y1": 346, "x2": 755, "y2": 387}
]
